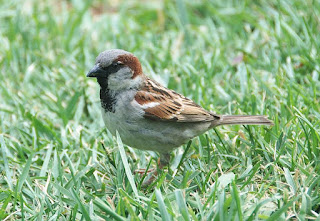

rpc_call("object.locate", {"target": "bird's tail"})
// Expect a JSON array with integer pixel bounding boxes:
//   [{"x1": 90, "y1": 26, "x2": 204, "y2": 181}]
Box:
[{"x1": 214, "y1": 115, "x2": 273, "y2": 127}]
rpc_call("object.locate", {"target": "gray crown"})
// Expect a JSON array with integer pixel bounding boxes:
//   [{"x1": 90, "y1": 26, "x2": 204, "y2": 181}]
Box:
[{"x1": 95, "y1": 49, "x2": 132, "y2": 68}]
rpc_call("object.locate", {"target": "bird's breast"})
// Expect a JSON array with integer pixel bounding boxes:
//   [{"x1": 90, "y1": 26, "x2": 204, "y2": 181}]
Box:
[{"x1": 100, "y1": 89, "x2": 141, "y2": 134}]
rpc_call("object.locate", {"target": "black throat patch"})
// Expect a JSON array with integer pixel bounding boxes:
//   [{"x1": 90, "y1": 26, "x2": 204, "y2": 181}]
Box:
[{"x1": 97, "y1": 78, "x2": 116, "y2": 113}]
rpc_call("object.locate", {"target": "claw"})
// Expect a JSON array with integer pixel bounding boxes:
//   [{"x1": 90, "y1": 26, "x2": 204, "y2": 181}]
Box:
[{"x1": 134, "y1": 168, "x2": 155, "y2": 175}]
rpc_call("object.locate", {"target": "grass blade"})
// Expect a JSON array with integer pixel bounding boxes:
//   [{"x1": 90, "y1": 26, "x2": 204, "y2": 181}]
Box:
[
  {"x1": 283, "y1": 167, "x2": 297, "y2": 194},
  {"x1": 266, "y1": 196, "x2": 300, "y2": 221},
  {"x1": 0, "y1": 135, "x2": 13, "y2": 190},
  {"x1": 155, "y1": 188, "x2": 171, "y2": 221},
  {"x1": 116, "y1": 131, "x2": 138, "y2": 197},
  {"x1": 232, "y1": 181, "x2": 243, "y2": 221},
  {"x1": 93, "y1": 198, "x2": 125, "y2": 221},
  {"x1": 175, "y1": 189, "x2": 190, "y2": 221},
  {"x1": 17, "y1": 153, "x2": 34, "y2": 192}
]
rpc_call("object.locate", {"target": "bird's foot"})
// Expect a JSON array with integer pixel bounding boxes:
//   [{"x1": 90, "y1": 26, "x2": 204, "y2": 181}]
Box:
[
  {"x1": 134, "y1": 168, "x2": 155, "y2": 175},
  {"x1": 134, "y1": 168, "x2": 158, "y2": 187},
  {"x1": 135, "y1": 153, "x2": 171, "y2": 187}
]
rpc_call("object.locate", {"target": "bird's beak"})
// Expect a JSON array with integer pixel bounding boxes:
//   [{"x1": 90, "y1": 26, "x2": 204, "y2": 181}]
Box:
[{"x1": 87, "y1": 64, "x2": 104, "y2": 77}]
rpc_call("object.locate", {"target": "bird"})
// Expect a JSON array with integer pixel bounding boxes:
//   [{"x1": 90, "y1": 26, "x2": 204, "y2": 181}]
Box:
[{"x1": 87, "y1": 49, "x2": 273, "y2": 172}]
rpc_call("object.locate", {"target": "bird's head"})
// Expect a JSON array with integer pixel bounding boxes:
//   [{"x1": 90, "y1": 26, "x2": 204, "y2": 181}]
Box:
[{"x1": 87, "y1": 49, "x2": 143, "y2": 90}]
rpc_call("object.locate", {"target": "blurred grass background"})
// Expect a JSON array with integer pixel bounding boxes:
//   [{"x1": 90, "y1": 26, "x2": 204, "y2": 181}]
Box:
[{"x1": 0, "y1": 0, "x2": 320, "y2": 220}]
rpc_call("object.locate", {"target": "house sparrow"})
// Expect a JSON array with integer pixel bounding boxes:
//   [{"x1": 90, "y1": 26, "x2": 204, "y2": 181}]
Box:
[{"x1": 87, "y1": 49, "x2": 273, "y2": 169}]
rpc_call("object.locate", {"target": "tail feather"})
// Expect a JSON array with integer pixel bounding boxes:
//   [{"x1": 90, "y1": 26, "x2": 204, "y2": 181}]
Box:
[{"x1": 214, "y1": 115, "x2": 273, "y2": 127}]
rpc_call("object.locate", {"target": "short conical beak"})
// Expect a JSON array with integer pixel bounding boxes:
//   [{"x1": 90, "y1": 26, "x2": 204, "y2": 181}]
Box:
[{"x1": 87, "y1": 64, "x2": 104, "y2": 77}]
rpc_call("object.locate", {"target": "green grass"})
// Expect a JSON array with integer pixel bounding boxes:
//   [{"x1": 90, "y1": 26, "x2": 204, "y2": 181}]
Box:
[{"x1": 1, "y1": 0, "x2": 320, "y2": 220}]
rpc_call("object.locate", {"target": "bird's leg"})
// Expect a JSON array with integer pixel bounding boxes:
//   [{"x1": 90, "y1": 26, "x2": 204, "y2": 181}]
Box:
[
  {"x1": 158, "y1": 153, "x2": 171, "y2": 169},
  {"x1": 137, "y1": 153, "x2": 170, "y2": 187},
  {"x1": 134, "y1": 159, "x2": 156, "y2": 175}
]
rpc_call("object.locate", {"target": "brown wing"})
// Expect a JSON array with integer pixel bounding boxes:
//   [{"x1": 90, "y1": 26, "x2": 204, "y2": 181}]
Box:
[{"x1": 134, "y1": 78, "x2": 219, "y2": 122}]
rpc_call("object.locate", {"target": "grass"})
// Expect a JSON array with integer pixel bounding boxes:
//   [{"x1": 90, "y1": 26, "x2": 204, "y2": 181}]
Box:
[{"x1": 0, "y1": 0, "x2": 320, "y2": 220}]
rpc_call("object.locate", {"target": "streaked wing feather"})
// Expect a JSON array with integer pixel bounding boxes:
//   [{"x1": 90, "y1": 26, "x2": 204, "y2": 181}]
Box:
[{"x1": 135, "y1": 78, "x2": 218, "y2": 122}]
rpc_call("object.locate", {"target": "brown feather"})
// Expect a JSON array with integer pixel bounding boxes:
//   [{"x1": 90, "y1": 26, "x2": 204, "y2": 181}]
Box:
[
  {"x1": 135, "y1": 78, "x2": 219, "y2": 122},
  {"x1": 116, "y1": 54, "x2": 143, "y2": 78}
]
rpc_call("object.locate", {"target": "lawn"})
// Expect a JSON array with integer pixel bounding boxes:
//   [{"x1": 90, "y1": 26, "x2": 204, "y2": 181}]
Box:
[{"x1": 1, "y1": 0, "x2": 320, "y2": 220}]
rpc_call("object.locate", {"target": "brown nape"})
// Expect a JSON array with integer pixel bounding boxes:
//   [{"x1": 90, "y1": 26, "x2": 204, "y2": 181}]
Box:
[{"x1": 116, "y1": 54, "x2": 143, "y2": 78}]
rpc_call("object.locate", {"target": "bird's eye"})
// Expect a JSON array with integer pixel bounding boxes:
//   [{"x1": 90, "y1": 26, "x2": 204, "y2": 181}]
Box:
[{"x1": 112, "y1": 61, "x2": 123, "y2": 67}]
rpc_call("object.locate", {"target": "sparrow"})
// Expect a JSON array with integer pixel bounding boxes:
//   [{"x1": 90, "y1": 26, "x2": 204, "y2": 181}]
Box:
[{"x1": 87, "y1": 49, "x2": 273, "y2": 169}]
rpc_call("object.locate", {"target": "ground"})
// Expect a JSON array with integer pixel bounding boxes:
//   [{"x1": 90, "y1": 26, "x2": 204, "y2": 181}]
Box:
[{"x1": 0, "y1": 0, "x2": 320, "y2": 220}]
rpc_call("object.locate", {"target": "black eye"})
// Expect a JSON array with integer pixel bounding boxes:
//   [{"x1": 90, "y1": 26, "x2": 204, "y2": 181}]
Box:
[
  {"x1": 112, "y1": 61, "x2": 123, "y2": 67},
  {"x1": 101, "y1": 61, "x2": 124, "y2": 73}
]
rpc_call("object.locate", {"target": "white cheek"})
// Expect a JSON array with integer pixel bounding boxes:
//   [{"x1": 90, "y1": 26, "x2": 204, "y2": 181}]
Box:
[{"x1": 108, "y1": 68, "x2": 131, "y2": 88}]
